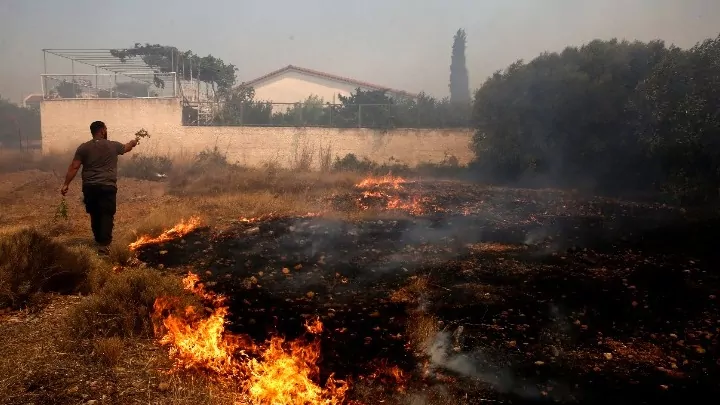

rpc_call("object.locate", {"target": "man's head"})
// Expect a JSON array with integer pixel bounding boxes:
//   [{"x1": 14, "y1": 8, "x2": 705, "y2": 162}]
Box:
[{"x1": 90, "y1": 121, "x2": 107, "y2": 139}]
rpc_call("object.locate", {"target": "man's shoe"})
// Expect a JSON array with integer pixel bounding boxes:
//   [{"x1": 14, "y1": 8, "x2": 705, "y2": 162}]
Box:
[{"x1": 97, "y1": 245, "x2": 110, "y2": 256}]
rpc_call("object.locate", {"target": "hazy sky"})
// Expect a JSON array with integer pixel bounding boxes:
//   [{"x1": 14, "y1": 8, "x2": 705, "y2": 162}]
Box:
[{"x1": 1, "y1": 0, "x2": 719, "y2": 102}]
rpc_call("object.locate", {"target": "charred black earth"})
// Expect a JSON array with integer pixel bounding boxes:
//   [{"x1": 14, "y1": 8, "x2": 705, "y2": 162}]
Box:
[{"x1": 136, "y1": 182, "x2": 719, "y2": 404}]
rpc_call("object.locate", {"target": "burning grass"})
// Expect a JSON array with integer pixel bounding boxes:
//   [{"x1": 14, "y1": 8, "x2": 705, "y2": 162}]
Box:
[
  {"x1": 2, "y1": 164, "x2": 719, "y2": 404},
  {"x1": 126, "y1": 176, "x2": 719, "y2": 404},
  {"x1": 129, "y1": 216, "x2": 203, "y2": 251},
  {"x1": 153, "y1": 272, "x2": 350, "y2": 404}
]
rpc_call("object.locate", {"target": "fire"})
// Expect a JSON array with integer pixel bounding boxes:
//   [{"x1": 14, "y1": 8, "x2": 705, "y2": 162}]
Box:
[
  {"x1": 355, "y1": 175, "x2": 407, "y2": 189},
  {"x1": 386, "y1": 195, "x2": 426, "y2": 216},
  {"x1": 239, "y1": 213, "x2": 277, "y2": 224},
  {"x1": 245, "y1": 337, "x2": 349, "y2": 404},
  {"x1": 362, "y1": 359, "x2": 410, "y2": 392},
  {"x1": 153, "y1": 272, "x2": 349, "y2": 404},
  {"x1": 305, "y1": 317, "x2": 324, "y2": 335},
  {"x1": 353, "y1": 175, "x2": 443, "y2": 215},
  {"x1": 153, "y1": 273, "x2": 251, "y2": 376},
  {"x1": 129, "y1": 216, "x2": 202, "y2": 251}
]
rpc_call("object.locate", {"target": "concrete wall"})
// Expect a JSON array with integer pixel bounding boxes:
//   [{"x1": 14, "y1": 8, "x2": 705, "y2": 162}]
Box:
[{"x1": 41, "y1": 98, "x2": 474, "y2": 169}]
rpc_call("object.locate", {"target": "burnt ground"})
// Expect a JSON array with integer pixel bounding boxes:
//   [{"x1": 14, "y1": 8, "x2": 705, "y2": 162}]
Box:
[{"x1": 136, "y1": 181, "x2": 720, "y2": 404}]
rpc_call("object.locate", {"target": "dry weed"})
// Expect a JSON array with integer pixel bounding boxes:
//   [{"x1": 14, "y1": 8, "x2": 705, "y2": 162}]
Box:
[
  {"x1": 318, "y1": 144, "x2": 333, "y2": 172},
  {"x1": 291, "y1": 141, "x2": 314, "y2": 171},
  {"x1": 0, "y1": 227, "x2": 107, "y2": 309},
  {"x1": 65, "y1": 267, "x2": 193, "y2": 339},
  {"x1": 93, "y1": 336, "x2": 124, "y2": 367},
  {"x1": 167, "y1": 163, "x2": 359, "y2": 196}
]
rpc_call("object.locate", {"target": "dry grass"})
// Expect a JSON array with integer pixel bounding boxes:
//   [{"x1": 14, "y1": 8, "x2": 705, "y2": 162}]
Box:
[
  {"x1": 65, "y1": 267, "x2": 193, "y2": 339},
  {"x1": 0, "y1": 149, "x2": 372, "y2": 404},
  {"x1": 167, "y1": 163, "x2": 360, "y2": 197},
  {"x1": 389, "y1": 276, "x2": 442, "y2": 355},
  {"x1": 318, "y1": 144, "x2": 333, "y2": 172},
  {"x1": 0, "y1": 150, "x2": 71, "y2": 174},
  {"x1": 0, "y1": 227, "x2": 110, "y2": 309},
  {"x1": 93, "y1": 336, "x2": 124, "y2": 367}
]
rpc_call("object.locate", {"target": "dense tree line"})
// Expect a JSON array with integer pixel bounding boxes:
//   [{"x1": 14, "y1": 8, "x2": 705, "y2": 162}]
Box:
[{"x1": 471, "y1": 36, "x2": 720, "y2": 204}]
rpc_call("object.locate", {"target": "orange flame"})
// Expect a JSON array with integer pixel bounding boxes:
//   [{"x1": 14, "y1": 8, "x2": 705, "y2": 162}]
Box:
[
  {"x1": 363, "y1": 359, "x2": 410, "y2": 392},
  {"x1": 153, "y1": 272, "x2": 349, "y2": 403},
  {"x1": 129, "y1": 216, "x2": 202, "y2": 251},
  {"x1": 305, "y1": 317, "x2": 324, "y2": 335},
  {"x1": 355, "y1": 175, "x2": 407, "y2": 189},
  {"x1": 386, "y1": 195, "x2": 426, "y2": 216},
  {"x1": 153, "y1": 273, "x2": 252, "y2": 376},
  {"x1": 245, "y1": 337, "x2": 349, "y2": 404}
]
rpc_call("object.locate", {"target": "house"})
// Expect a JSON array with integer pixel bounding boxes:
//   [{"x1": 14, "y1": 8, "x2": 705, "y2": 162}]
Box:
[
  {"x1": 23, "y1": 94, "x2": 43, "y2": 109},
  {"x1": 239, "y1": 65, "x2": 418, "y2": 106}
]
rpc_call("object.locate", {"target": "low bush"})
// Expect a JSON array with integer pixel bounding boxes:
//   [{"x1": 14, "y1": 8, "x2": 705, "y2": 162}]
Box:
[
  {"x1": 65, "y1": 267, "x2": 192, "y2": 339},
  {"x1": 0, "y1": 228, "x2": 109, "y2": 309},
  {"x1": 119, "y1": 154, "x2": 173, "y2": 180}
]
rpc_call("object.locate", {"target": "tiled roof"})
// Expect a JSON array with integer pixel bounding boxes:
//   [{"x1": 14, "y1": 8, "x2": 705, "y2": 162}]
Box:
[{"x1": 240, "y1": 65, "x2": 418, "y2": 98}]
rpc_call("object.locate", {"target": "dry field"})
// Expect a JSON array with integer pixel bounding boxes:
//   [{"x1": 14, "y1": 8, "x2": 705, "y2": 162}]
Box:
[{"x1": 0, "y1": 149, "x2": 718, "y2": 405}]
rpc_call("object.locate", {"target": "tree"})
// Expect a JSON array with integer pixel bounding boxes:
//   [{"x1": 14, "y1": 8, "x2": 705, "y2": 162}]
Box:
[
  {"x1": 274, "y1": 95, "x2": 330, "y2": 126},
  {"x1": 0, "y1": 96, "x2": 40, "y2": 149},
  {"x1": 470, "y1": 35, "x2": 720, "y2": 204},
  {"x1": 449, "y1": 29, "x2": 471, "y2": 104},
  {"x1": 115, "y1": 81, "x2": 156, "y2": 98},
  {"x1": 215, "y1": 86, "x2": 273, "y2": 125},
  {"x1": 334, "y1": 89, "x2": 397, "y2": 128},
  {"x1": 110, "y1": 43, "x2": 237, "y2": 99},
  {"x1": 53, "y1": 80, "x2": 82, "y2": 98}
]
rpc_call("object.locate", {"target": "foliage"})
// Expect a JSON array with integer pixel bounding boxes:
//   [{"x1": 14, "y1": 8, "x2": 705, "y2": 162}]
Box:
[
  {"x1": 119, "y1": 154, "x2": 173, "y2": 181},
  {"x1": 116, "y1": 81, "x2": 155, "y2": 98},
  {"x1": 333, "y1": 89, "x2": 398, "y2": 128},
  {"x1": 54, "y1": 198, "x2": 68, "y2": 220},
  {"x1": 200, "y1": 88, "x2": 472, "y2": 128},
  {"x1": 450, "y1": 28, "x2": 471, "y2": 104},
  {"x1": 470, "y1": 36, "x2": 720, "y2": 204},
  {"x1": 51, "y1": 81, "x2": 83, "y2": 98},
  {"x1": 0, "y1": 95, "x2": 41, "y2": 149},
  {"x1": 110, "y1": 43, "x2": 237, "y2": 97},
  {"x1": 273, "y1": 95, "x2": 330, "y2": 126},
  {"x1": 214, "y1": 86, "x2": 273, "y2": 125}
]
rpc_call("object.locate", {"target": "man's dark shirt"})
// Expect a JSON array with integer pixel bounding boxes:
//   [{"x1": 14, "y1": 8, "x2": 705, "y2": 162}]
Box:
[{"x1": 74, "y1": 139, "x2": 125, "y2": 187}]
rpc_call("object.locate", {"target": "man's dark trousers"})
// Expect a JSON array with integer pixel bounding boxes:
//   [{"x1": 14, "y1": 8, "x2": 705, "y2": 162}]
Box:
[{"x1": 82, "y1": 184, "x2": 117, "y2": 246}]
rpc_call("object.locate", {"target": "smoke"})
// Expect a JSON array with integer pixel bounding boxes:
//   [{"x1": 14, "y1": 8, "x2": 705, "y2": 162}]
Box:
[{"x1": 422, "y1": 330, "x2": 542, "y2": 399}]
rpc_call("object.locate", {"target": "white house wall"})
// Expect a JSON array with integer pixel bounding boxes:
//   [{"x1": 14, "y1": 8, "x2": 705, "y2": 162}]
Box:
[{"x1": 250, "y1": 70, "x2": 388, "y2": 106}]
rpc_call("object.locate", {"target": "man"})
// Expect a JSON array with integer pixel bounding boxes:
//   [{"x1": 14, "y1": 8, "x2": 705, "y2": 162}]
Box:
[{"x1": 60, "y1": 121, "x2": 139, "y2": 254}]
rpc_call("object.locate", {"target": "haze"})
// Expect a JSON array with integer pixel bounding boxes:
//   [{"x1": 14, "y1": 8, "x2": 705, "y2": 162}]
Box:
[{"x1": 1, "y1": 0, "x2": 719, "y2": 102}]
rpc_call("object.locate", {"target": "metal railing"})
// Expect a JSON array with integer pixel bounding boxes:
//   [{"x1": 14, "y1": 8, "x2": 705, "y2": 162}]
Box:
[
  {"x1": 41, "y1": 72, "x2": 177, "y2": 99},
  {"x1": 183, "y1": 100, "x2": 472, "y2": 129}
]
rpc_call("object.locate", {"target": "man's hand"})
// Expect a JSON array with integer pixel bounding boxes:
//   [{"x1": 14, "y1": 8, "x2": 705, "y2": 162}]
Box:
[{"x1": 60, "y1": 184, "x2": 69, "y2": 196}]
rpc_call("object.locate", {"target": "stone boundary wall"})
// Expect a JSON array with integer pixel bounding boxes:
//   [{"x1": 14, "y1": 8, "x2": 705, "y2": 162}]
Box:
[{"x1": 41, "y1": 98, "x2": 474, "y2": 168}]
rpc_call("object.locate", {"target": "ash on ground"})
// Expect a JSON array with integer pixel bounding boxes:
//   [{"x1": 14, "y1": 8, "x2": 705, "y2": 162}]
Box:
[{"x1": 137, "y1": 182, "x2": 719, "y2": 404}]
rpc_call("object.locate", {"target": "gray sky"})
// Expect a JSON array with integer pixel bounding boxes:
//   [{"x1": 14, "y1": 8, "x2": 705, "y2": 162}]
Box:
[{"x1": 1, "y1": 0, "x2": 719, "y2": 102}]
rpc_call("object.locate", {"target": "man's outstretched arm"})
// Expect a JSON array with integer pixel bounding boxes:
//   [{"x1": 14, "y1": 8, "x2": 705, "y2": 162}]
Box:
[
  {"x1": 60, "y1": 158, "x2": 82, "y2": 195},
  {"x1": 122, "y1": 139, "x2": 139, "y2": 154}
]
